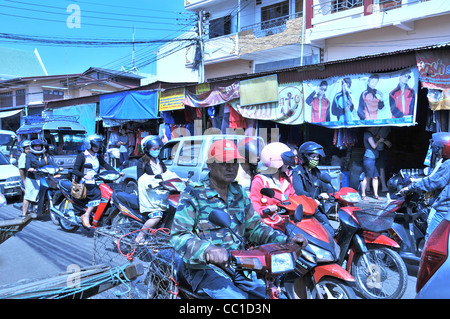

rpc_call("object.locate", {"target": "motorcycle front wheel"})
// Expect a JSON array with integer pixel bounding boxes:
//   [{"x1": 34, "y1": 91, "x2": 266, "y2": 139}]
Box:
[
  {"x1": 311, "y1": 277, "x2": 356, "y2": 299},
  {"x1": 352, "y1": 246, "x2": 407, "y2": 299}
]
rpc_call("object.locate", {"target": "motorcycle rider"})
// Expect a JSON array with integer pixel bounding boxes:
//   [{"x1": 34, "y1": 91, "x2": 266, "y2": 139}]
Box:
[
  {"x1": 236, "y1": 137, "x2": 263, "y2": 193},
  {"x1": 72, "y1": 134, "x2": 120, "y2": 228},
  {"x1": 170, "y1": 139, "x2": 307, "y2": 299},
  {"x1": 135, "y1": 135, "x2": 173, "y2": 243},
  {"x1": 291, "y1": 141, "x2": 335, "y2": 236},
  {"x1": 249, "y1": 142, "x2": 296, "y2": 232},
  {"x1": 400, "y1": 132, "x2": 450, "y2": 240},
  {"x1": 22, "y1": 139, "x2": 59, "y2": 218}
]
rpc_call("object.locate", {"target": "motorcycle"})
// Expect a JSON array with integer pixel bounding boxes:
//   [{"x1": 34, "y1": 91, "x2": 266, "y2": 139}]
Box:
[
  {"x1": 384, "y1": 169, "x2": 431, "y2": 264},
  {"x1": 108, "y1": 171, "x2": 194, "y2": 231},
  {"x1": 175, "y1": 209, "x2": 303, "y2": 299},
  {"x1": 14, "y1": 165, "x2": 63, "y2": 224},
  {"x1": 50, "y1": 168, "x2": 121, "y2": 233},
  {"x1": 258, "y1": 188, "x2": 356, "y2": 299},
  {"x1": 319, "y1": 172, "x2": 408, "y2": 299}
]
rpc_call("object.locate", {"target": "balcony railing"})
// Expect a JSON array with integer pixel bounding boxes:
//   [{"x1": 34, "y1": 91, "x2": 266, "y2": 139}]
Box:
[
  {"x1": 312, "y1": 0, "x2": 363, "y2": 16},
  {"x1": 312, "y1": 0, "x2": 428, "y2": 17},
  {"x1": 240, "y1": 12, "x2": 303, "y2": 38}
]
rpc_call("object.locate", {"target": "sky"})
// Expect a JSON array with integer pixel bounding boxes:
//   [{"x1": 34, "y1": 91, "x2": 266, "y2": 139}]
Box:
[{"x1": 0, "y1": 0, "x2": 196, "y2": 76}]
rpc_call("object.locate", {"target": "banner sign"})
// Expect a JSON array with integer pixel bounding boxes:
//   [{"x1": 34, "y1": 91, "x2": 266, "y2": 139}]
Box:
[
  {"x1": 303, "y1": 67, "x2": 419, "y2": 128},
  {"x1": 416, "y1": 49, "x2": 450, "y2": 110},
  {"x1": 230, "y1": 82, "x2": 305, "y2": 125},
  {"x1": 416, "y1": 49, "x2": 450, "y2": 90},
  {"x1": 159, "y1": 87, "x2": 185, "y2": 112},
  {"x1": 239, "y1": 74, "x2": 278, "y2": 106},
  {"x1": 183, "y1": 82, "x2": 239, "y2": 108}
]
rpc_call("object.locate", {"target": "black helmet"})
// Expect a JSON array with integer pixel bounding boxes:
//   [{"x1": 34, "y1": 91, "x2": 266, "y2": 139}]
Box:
[
  {"x1": 30, "y1": 139, "x2": 45, "y2": 155},
  {"x1": 298, "y1": 141, "x2": 325, "y2": 163},
  {"x1": 142, "y1": 135, "x2": 163, "y2": 155},
  {"x1": 85, "y1": 134, "x2": 103, "y2": 151},
  {"x1": 237, "y1": 137, "x2": 263, "y2": 165}
]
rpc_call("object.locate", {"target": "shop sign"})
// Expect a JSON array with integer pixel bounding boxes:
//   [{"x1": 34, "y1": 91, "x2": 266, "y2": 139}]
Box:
[{"x1": 159, "y1": 87, "x2": 185, "y2": 112}]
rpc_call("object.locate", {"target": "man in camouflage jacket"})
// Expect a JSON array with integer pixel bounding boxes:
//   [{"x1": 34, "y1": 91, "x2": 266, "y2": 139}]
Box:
[{"x1": 170, "y1": 139, "x2": 307, "y2": 298}]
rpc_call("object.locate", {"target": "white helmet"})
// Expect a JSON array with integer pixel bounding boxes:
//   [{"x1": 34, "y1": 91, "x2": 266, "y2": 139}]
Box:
[{"x1": 260, "y1": 142, "x2": 291, "y2": 169}]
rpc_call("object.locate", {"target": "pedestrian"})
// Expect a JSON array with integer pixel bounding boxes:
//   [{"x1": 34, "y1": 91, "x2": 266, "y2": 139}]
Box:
[
  {"x1": 118, "y1": 127, "x2": 129, "y2": 164},
  {"x1": 375, "y1": 126, "x2": 392, "y2": 193},
  {"x1": 360, "y1": 127, "x2": 385, "y2": 200}
]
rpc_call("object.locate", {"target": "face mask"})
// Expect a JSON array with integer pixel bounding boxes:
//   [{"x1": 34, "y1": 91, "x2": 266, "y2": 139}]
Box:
[
  {"x1": 149, "y1": 150, "x2": 160, "y2": 158},
  {"x1": 308, "y1": 159, "x2": 319, "y2": 169}
]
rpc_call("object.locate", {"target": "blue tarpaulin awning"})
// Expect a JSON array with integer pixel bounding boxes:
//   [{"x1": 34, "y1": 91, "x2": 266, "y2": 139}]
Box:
[{"x1": 100, "y1": 90, "x2": 158, "y2": 121}]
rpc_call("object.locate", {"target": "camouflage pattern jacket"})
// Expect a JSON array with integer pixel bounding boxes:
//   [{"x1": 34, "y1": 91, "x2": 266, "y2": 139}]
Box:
[{"x1": 170, "y1": 175, "x2": 287, "y2": 269}]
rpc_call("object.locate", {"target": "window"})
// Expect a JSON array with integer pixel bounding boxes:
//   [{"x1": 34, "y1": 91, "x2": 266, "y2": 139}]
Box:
[
  {"x1": 209, "y1": 15, "x2": 231, "y2": 39},
  {"x1": 16, "y1": 89, "x2": 25, "y2": 106},
  {"x1": 177, "y1": 140, "x2": 202, "y2": 166},
  {"x1": 0, "y1": 92, "x2": 13, "y2": 108},
  {"x1": 261, "y1": 1, "x2": 289, "y2": 29},
  {"x1": 43, "y1": 89, "x2": 64, "y2": 101},
  {"x1": 160, "y1": 141, "x2": 180, "y2": 165}
]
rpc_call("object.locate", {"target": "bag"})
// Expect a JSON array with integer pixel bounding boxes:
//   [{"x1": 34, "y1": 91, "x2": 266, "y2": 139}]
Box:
[{"x1": 71, "y1": 178, "x2": 86, "y2": 200}]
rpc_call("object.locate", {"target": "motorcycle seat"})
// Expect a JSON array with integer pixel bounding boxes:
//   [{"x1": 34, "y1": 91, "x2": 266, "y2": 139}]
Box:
[
  {"x1": 115, "y1": 192, "x2": 140, "y2": 211},
  {"x1": 60, "y1": 180, "x2": 72, "y2": 192}
]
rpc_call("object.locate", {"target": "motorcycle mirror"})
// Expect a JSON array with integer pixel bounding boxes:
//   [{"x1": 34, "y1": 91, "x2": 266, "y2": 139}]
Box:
[
  {"x1": 293, "y1": 204, "x2": 303, "y2": 223},
  {"x1": 319, "y1": 172, "x2": 332, "y2": 184},
  {"x1": 208, "y1": 209, "x2": 231, "y2": 228},
  {"x1": 260, "y1": 188, "x2": 275, "y2": 198},
  {"x1": 154, "y1": 174, "x2": 163, "y2": 180},
  {"x1": 187, "y1": 171, "x2": 194, "y2": 179}
]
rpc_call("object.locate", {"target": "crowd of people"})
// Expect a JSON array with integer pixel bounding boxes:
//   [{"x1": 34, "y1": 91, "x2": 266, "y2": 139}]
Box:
[{"x1": 15, "y1": 127, "x2": 450, "y2": 299}]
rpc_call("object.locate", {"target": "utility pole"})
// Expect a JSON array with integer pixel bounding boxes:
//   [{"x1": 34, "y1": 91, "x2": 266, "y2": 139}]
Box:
[{"x1": 197, "y1": 10, "x2": 205, "y2": 84}]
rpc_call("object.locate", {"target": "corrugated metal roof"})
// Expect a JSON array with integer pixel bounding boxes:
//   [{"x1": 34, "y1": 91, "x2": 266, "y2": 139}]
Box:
[{"x1": 208, "y1": 42, "x2": 450, "y2": 85}]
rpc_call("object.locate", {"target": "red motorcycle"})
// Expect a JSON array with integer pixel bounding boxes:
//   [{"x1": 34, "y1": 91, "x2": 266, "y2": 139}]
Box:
[
  {"x1": 175, "y1": 209, "x2": 302, "y2": 299},
  {"x1": 321, "y1": 173, "x2": 408, "y2": 299},
  {"x1": 50, "y1": 170, "x2": 121, "y2": 232},
  {"x1": 259, "y1": 188, "x2": 356, "y2": 299}
]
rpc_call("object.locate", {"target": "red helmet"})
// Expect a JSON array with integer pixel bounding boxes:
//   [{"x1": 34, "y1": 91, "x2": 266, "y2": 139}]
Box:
[{"x1": 431, "y1": 132, "x2": 450, "y2": 160}]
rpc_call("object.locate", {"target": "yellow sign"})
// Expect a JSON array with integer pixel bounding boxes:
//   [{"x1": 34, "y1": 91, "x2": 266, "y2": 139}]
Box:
[{"x1": 159, "y1": 88, "x2": 185, "y2": 112}]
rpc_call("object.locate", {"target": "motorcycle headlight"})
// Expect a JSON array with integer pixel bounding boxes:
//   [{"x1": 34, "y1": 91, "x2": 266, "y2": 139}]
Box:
[
  {"x1": 309, "y1": 244, "x2": 335, "y2": 262},
  {"x1": 341, "y1": 192, "x2": 361, "y2": 203},
  {"x1": 235, "y1": 257, "x2": 263, "y2": 270},
  {"x1": 271, "y1": 253, "x2": 295, "y2": 273}
]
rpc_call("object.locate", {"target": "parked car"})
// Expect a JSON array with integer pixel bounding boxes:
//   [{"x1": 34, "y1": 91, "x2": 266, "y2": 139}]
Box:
[
  {"x1": 121, "y1": 134, "x2": 266, "y2": 195},
  {"x1": 0, "y1": 129, "x2": 18, "y2": 163},
  {"x1": 415, "y1": 210, "x2": 450, "y2": 298},
  {"x1": 0, "y1": 151, "x2": 22, "y2": 198}
]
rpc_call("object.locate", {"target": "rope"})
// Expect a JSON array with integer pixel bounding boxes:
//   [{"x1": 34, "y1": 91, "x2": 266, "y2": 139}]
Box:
[{"x1": 0, "y1": 264, "x2": 134, "y2": 299}]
